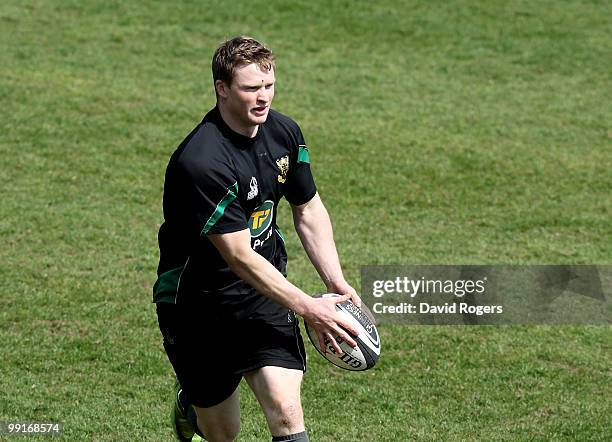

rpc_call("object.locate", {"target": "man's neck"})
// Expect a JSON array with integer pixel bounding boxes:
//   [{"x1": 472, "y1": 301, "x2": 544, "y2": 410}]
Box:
[{"x1": 218, "y1": 105, "x2": 258, "y2": 138}]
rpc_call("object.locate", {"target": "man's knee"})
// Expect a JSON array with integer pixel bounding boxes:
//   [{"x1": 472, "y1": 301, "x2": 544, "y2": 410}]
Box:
[
  {"x1": 197, "y1": 417, "x2": 240, "y2": 442},
  {"x1": 269, "y1": 400, "x2": 303, "y2": 433}
]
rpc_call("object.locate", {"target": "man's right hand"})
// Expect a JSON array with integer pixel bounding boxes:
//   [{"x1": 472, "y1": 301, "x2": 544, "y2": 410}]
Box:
[{"x1": 300, "y1": 294, "x2": 359, "y2": 355}]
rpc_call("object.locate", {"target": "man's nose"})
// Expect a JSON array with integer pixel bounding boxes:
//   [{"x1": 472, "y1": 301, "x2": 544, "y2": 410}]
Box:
[{"x1": 257, "y1": 88, "x2": 269, "y2": 103}]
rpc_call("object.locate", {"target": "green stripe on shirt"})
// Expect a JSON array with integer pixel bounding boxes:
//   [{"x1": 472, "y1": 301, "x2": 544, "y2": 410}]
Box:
[
  {"x1": 152, "y1": 265, "x2": 184, "y2": 303},
  {"x1": 201, "y1": 181, "x2": 239, "y2": 235},
  {"x1": 297, "y1": 145, "x2": 310, "y2": 164}
]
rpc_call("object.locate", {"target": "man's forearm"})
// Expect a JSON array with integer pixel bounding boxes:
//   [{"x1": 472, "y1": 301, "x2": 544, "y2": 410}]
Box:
[
  {"x1": 207, "y1": 228, "x2": 360, "y2": 351},
  {"x1": 223, "y1": 243, "x2": 312, "y2": 315}
]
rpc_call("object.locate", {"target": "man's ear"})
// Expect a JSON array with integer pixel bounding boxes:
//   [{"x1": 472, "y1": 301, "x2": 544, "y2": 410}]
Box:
[{"x1": 215, "y1": 80, "x2": 229, "y2": 99}]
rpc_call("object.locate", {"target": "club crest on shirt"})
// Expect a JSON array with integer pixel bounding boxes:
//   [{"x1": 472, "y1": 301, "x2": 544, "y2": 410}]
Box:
[
  {"x1": 276, "y1": 155, "x2": 289, "y2": 183},
  {"x1": 247, "y1": 176, "x2": 258, "y2": 201}
]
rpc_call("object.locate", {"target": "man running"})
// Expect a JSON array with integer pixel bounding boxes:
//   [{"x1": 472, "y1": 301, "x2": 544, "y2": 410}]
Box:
[{"x1": 153, "y1": 36, "x2": 360, "y2": 442}]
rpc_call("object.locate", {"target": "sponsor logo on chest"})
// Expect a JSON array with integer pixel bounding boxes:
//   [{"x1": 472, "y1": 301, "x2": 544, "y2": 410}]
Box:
[{"x1": 248, "y1": 200, "x2": 274, "y2": 246}]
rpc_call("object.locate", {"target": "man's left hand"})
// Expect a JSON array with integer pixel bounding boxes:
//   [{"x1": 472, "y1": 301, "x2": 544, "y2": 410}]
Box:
[{"x1": 326, "y1": 280, "x2": 361, "y2": 308}]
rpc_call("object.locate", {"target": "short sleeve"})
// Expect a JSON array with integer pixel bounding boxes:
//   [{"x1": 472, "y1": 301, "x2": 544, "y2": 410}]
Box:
[
  {"x1": 180, "y1": 155, "x2": 248, "y2": 236},
  {"x1": 284, "y1": 125, "x2": 317, "y2": 206}
]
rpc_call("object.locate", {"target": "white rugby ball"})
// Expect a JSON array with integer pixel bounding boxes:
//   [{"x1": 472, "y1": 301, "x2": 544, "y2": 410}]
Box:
[{"x1": 304, "y1": 294, "x2": 381, "y2": 371}]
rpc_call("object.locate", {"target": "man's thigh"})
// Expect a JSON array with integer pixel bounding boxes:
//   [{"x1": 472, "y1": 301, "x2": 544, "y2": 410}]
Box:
[
  {"x1": 157, "y1": 302, "x2": 242, "y2": 407},
  {"x1": 244, "y1": 366, "x2": 305, "y2": 435}
]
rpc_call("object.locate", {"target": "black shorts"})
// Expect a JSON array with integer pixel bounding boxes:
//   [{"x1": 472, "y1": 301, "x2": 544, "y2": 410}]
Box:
[{"x1": 156, "y1": 302, "x2": 307, "y2": 408}]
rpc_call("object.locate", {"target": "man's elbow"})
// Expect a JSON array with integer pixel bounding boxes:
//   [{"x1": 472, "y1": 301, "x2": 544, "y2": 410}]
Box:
[{"x1": 222, "y1": 247, "x2": 253, "y2": 273}]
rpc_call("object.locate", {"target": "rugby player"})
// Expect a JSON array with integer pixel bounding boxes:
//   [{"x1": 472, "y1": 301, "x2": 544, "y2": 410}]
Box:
[{"x1": 153, "y1": 36, "x2": 360, "y2": 442}]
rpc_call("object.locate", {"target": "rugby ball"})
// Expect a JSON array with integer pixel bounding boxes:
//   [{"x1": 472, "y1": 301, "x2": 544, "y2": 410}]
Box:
[{"x1": 304, "y1": 294, "x2": 381, "y2": 371}]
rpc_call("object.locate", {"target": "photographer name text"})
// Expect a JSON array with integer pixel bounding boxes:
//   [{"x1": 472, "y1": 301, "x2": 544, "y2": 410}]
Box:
[{"x1": 371, "y1": 276, "x2": 503, "y2": 316}]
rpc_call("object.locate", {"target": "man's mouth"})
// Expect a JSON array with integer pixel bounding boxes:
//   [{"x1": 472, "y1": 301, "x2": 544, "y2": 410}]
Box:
[{"x1": 253, "y1": 106, "x2": 268, "y2": 114}]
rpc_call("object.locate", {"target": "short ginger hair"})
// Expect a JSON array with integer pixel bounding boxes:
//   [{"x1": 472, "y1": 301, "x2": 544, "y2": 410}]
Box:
[{"x1": 212, "y1": 36, "x2": 275, "y2": 86}]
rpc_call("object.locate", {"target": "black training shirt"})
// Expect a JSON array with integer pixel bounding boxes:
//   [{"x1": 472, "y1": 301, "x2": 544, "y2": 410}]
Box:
[{"x1": 153, "y1": 107, "x2": 316, "y2": 321}]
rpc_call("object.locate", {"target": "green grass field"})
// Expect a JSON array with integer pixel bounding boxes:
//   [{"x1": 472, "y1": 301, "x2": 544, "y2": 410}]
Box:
[{"x1": 1, "y1": 0, "x2": 610, "y2": 440}]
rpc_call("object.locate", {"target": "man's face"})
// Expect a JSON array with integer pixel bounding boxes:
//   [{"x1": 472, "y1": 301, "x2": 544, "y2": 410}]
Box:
[{"x1": 217, "y1": 63, "x2": 275, "y2": 133}]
